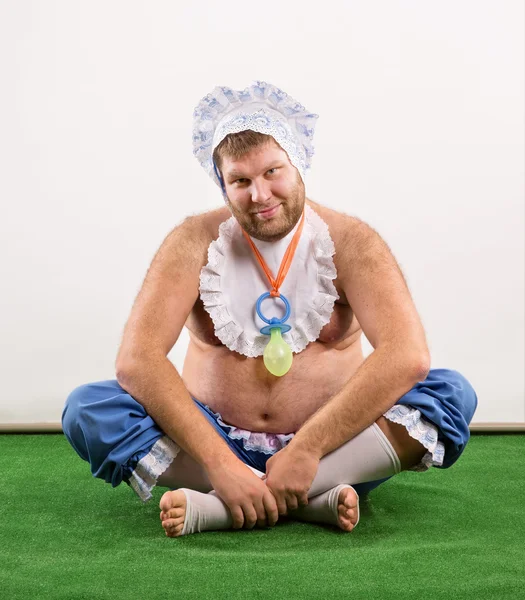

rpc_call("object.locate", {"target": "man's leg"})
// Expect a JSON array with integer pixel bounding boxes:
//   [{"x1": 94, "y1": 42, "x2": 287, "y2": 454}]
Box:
[
  {"x1": 62, "y1": 380, "x2": 422, "y2": 502},
  {"x1": 376, "y1": 416, "x2": 428, "y2": 471},
  {"x1": 62, "y1": 380, "x2": 218, "y2": 501},
  {"x1": 159, "y1": 419, "x2": 411, "y2": 536},
  {"x1": 287, "y1": 417, "x2": 426, "y2": 531},
  {"x1": 157, "y1": 450, "x2": 212, "y2": 492},
  {"x1": 290, "y1": 368, "x2": 477, "y2": 530},
  {"x1": 156, "y1": 416, "x2": 424, "y2": 493},
  {"x1": 160, "y1": 369, "x2": 477, "y2": 536}
]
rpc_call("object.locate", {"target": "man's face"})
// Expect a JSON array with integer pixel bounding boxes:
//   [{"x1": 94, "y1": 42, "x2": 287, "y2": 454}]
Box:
[{"x1": 220, "y1": 140, "x2": 305, "y2": 242}]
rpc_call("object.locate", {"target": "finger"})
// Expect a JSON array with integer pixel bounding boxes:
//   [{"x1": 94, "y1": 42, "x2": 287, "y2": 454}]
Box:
[
  {"x1": 265, "y1": 482, "x2": 287, "y2": 515},
  {"x1": 277, "y1": 496, "x2": 288, "y2": 516},
  {"x1": 298, "y1": 493, "x2": 309, "y2": 508},
  {"x1": 286, "y1": 494, "x2": 299, "y2": 512},
  {"x1": 263, "y1": 491, "x2": 279, "y2": 527},
  {"x1": 242, "y1": 505, "x2": 258, "y2": 529},
  {"x1": 254, "y1": 501, "x2": 267, "y2": 528},
  {"x1": 230, "y1": 505, "x2": 244, "y2": 530}
]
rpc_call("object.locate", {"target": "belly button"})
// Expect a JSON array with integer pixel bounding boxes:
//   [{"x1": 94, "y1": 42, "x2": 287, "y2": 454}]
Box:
[{"x1": 262, "y1": 413, "x2": 269, "y2": 420}]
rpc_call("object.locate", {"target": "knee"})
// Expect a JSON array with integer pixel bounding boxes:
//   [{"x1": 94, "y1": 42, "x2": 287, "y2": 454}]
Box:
[
  {"x1": 62, "y1": 383, "x2": 94, "y2": 435},
  {"x1": 62, "y1": 379, "x2": 123, "y2": 430},
  {"x1": 62, "y1": 380, "x2": 122, "y2": 460},
  {"x1": 62, "y1": 384, "x2": 85, "y2": 433},
  {"x1": 449, "y1": 370, "x2": 478, "y2": 425},
  {"x1": 430, "y1": 368, "x2": 478, "y2": 426},
  {"x1": 61, "y1": 383, "x2": 98, "y2": 459}
]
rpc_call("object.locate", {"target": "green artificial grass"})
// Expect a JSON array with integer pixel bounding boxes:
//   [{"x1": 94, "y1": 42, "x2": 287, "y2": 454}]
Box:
[{"x1": 1, "y1": 434, "x2": 524, "y2": 599}]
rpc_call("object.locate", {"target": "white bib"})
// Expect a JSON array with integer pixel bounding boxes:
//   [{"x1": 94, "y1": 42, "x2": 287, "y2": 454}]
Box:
[{"x1": 199, "y1": 204, "x2": 339, "y2": 358}]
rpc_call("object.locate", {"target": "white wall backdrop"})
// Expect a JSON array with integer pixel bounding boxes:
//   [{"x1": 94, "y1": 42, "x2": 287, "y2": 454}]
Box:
[{"x1": 0, "y1": 0, "x2": 523, "y2": 425}]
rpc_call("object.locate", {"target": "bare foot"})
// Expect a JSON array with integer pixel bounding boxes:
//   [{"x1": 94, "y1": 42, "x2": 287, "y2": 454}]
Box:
[
  {"x1": 159, "y1": 488, "x2": 233, "y2": 537},
  {"x1": 336, "y1": 486, "x2": 359, "y2": 532},
  {"x1": 159, "y1": 490, "x2": 187, "y2": 537},
  {"x1": 290, "y1": 484, "x2": 360, "y2": 531}
]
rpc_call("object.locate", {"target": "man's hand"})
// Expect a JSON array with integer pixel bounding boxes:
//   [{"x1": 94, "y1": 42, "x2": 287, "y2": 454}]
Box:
[
  {"x1": 263, "y1": 445, "x2": 320, "y2": 515},
  {"x1": 206, "y1": 459, "x2": 279, "y2": 530}
]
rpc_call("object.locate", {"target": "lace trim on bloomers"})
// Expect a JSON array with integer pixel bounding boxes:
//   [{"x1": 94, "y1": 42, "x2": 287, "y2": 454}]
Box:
[
  {"x1": 199, "y1": 204, "x2": 339, "y2": 358},
  {"x1": 128, "y1": 436, "x2": 180, "y2": 503},
  {"x1": 221, "y1": 427, "x2": 294, "y2": 455},
  {"x1": 383, "y1": 404, "x2": 445, "y2": 472},
  {"x1": 202, "y1": 403, "x2": 294, "y2": 455}
]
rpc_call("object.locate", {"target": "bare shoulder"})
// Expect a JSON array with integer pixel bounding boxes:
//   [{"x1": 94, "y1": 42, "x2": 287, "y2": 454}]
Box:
[
  {"x1": 162, "y1": 205, "x2": 231, "y2": 266},
  {"x1": 307, "y1": 199, "x2": 379, "y2": 254},
  {"x1": 307, "y1": 199, "x2": 403, "y2": 282},
  {"x1": 115, "y1": 205, "x2": 231, "y2": 368}
]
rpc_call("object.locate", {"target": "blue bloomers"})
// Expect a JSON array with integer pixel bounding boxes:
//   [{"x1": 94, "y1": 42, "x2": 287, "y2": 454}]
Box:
[{"x1": 62, "y1": 368, "x2": 477, "y2": 499}]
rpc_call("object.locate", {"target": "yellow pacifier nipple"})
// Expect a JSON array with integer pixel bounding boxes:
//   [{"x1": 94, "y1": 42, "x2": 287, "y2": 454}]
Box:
[{"x1": 263, "y1": 328, "x2": 293, "y2": 377}]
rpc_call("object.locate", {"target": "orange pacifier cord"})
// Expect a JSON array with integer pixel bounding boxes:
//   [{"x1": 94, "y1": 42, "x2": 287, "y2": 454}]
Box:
[{"x1": 241, "y1": 209, "x2": 305, "y2": 297}]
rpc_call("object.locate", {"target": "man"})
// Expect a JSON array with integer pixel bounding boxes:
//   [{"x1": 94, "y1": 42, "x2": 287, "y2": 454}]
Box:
[{"x1": 62, "y1": 81, "x2": 477, "y2": 537}]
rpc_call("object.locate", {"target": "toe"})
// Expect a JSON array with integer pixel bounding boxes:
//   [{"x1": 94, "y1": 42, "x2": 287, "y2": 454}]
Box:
[
  {"x1": 338, "y1": 515, "x2": 353, "y2": 532},
  {"x1": 163, "y1": 518, "x2": 185, "y2": 538},
  {"x1": 343, "y1": 495, "x2": 357, "y2": 510},
  {"x1": 163, "y1": 518, "x2": 179, "y2": 534},
  {"x1": 159, "y1": 491, "x2": 175, "y2": 512},
  {"x1": 167, "y1": 507, "x2": 184, "y2": 519},
  {"x1": 338, "y1": 504, "x2": 354, "y2": 519},
  {"x1": 336, "y1": 488, "x2": 359, "y2": 532}
]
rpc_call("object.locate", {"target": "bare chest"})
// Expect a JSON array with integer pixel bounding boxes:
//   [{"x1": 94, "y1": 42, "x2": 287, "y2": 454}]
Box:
[
  {"x1": 186, "y1": 279, "x2": 355, "y2": 348},
  {"x1": 182, "y1": 278, "x2": 362, "y2": 432},
  {"x1": 181, "y1": 202, "x2": 364, "y2": 432}
]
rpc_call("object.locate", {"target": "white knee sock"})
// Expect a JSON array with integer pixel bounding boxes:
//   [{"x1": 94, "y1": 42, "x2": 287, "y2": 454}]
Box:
[
  {"x1": 308, "y1": 422, "x2": 401, "y2": 497},
  {"x1": 284, "y1": 423, "x2": 400, "y2": 527},
  {"x1": 173, "y1": 423, "x2": 400, "y2": 535},
  {"x1": 177, "y1": 465, "x2": 263, "y2": 535}
]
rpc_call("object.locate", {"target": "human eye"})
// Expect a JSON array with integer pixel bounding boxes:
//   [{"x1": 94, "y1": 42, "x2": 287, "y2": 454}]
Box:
[{"x1": 266, "y1": 168, "x2": 278, "y2": 176}]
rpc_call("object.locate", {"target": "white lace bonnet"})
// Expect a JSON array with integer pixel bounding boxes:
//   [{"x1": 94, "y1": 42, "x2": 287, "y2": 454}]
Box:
[{"x1": 192, "y1": 81, "x2": 319, "y2": 194}]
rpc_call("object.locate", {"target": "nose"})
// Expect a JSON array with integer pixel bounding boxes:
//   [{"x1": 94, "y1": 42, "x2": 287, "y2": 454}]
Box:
[{"x1": 250, "y1": 178, "x2": 272, "y2": 204}]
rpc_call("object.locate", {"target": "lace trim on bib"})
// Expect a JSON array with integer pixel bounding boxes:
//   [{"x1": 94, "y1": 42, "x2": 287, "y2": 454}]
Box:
[
  {"x1": 199, "y1": 204, "x2": 339, "y2": 357},
  {"x1": 383, "y1": 404, "x2": 445, "y2": 472},
  {"x1": 128, "y1": 436, "x2": 180, "y2": 503}
]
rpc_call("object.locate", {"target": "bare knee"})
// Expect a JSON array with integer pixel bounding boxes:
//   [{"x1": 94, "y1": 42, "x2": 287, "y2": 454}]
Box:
[
  {"x1": 157, "y1": 450, "x2": 213, "y2": 492},
  {"x1": 376, "y1": 416, "x2": 426, "y2": 471}
]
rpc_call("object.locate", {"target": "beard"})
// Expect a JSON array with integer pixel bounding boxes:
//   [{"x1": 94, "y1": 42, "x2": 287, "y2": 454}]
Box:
[{"x1": 226, "y1": 174, "x2": 306, "y2": 242}]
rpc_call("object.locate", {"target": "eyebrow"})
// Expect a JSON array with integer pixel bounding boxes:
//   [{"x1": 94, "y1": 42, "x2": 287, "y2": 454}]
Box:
[{"x1": 225, "y1": 162, "x2": 284, "y2": 180}]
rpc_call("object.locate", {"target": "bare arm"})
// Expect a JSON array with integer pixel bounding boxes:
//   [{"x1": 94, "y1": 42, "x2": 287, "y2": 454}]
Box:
[
  {"x1": 115, "y1": 215, "x2": 279, "y2": 527},
  {"x1": 289, "y1": 216, "x2": 431, "y2": 459},
  {"x1": 115, "y1": 216, "x2": 235, "y2": 471}
]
